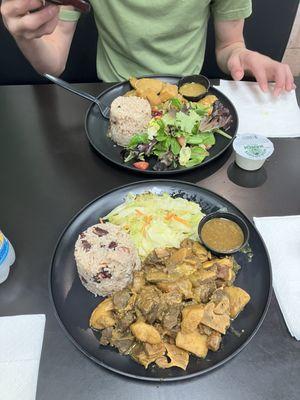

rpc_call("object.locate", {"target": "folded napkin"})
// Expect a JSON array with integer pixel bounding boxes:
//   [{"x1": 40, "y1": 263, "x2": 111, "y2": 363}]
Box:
[
  {"x1": 0, "y1": 314, "x2": 46, "y2": 400},
  {"x1": 254, "y1": 216, "x2": 300, "y2": 340},
  {"x1": 219, "y1": 80, "x2": 300, "y2": 138}
]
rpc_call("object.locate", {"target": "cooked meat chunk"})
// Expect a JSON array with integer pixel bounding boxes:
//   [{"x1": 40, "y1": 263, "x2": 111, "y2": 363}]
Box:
[
  {"x1": 145, "y1": 268, "x2": 170, "y2": 283},
  {"x1": 193, "y1": 281, "x2": 217, "y2": 303},
  {"x1": 168, "y1": 247, "x2": 189, "y2": 266},
  {"x1": 224, "y1": 286, "x2": 251, "y2": 318},
  {"x1": 211, "y1": 289, "x2": 230, "y2": 315},
  {"x1": 99, "y1": 327, "x2": 113, "y2": 345},
  {"x1": 192, "y1": 242, "x2": 209, "y2": 262},
  {"x1": 136, "y1": 286, "x2": 161, "y2": 323},
  {"x1": 162, "y1": 304, "x2": 182, "y2": 331},
  {"x1": 131, "y1": 271, "x2": 145, "y2": 293},
  {"x1": 158, "y1": 278, "x2": 193, "y2": 299},
  {"x1": 89, "y1": 238, "x2": 250, "y2": 370},
  {"x1": 116, "y1": 311, "x2": 135, "y2": 331},
  {"x1": 207, "y1": 331, "x2": 222, "y2": 352},
  {"x1": 112, "y1": 289, "x2": 131, "y2": 311},
  {"x1": 189, "y1": 269, "x2": 217, "y2": 286},
  {"x1": 110, "y1": 329, "x2": 135, "y2": 354},
  {"x1": 154, "y1": 247, "x2": 170, "y2": 259}
]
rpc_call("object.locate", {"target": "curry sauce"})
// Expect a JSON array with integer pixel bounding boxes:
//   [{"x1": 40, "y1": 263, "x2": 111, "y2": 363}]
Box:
[{"x1": 201, "y1": 218, "x2": 244, "y2": 253}]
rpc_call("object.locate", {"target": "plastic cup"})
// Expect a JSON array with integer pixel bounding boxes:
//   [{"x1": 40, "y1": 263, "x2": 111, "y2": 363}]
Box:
[{"x1": 233, "y1": 134, "x2": 274, "y2": 171}]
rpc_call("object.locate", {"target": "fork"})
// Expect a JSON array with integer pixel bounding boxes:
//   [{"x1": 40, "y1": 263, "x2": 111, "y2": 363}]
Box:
[{"x1": 43, "y1": 73, "x2": 110, "y2": 119}]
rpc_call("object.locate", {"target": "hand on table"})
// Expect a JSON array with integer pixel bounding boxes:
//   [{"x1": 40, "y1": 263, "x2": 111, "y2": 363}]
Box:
[
  {"x1": 1, "y1": 0, "x2": 59, "y2": 41},
  {"x1": 227, "y1": 49, "x2": 295, "y2": 96}
]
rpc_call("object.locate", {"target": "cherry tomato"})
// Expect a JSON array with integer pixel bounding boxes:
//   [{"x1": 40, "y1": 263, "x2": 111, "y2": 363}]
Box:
[{"x1": 133, "y1": 161, "x2": 150, "y2": 170}]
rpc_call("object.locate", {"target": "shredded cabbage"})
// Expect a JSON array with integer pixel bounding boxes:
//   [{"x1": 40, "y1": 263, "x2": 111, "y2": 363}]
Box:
[{"x1": 105, "y1": 193, "x2": 204, "y2": 258}]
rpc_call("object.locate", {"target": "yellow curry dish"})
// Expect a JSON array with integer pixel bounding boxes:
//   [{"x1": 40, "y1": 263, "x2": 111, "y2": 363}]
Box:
[{"x1": 89, "y1": 239, "x2": 250, "y2": 370}]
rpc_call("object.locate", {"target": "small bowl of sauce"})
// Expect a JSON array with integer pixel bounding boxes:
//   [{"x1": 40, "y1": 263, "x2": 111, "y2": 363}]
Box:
[
  {"x1": 178, "y1": 74, "x2": 210, "y2": 101},
  {"x1": 198, "y1": 212, "x2": 249, "y2": 255}
]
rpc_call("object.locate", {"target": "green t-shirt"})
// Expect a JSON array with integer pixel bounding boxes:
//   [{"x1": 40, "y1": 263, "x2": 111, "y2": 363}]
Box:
[{"x1": 60, "y1": 0, "x2": 252, "y2": 82}]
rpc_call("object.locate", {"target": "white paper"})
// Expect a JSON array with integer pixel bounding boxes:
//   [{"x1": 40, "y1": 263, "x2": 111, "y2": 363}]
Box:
[
  {"x1": 219, "y1": 80, "x2": 300, "y2": 137},
  {"x1": 0, "y1": 314, "x2": 46, "y2": 400},
  {"x1": 254, "y1": 216, "x2": 300, "y2": 340}
]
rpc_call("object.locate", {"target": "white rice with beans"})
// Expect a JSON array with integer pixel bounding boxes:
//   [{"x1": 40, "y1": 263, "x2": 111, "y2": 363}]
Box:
[
  {"x1": 75, "y1": 223, "x2": 141, "y2": 296},
  {"x1": 108, "y1": 96, "x2": 152, "y2": 147}
]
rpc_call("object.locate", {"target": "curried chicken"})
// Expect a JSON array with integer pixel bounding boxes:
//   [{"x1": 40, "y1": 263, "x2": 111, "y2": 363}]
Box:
[
  {"x1": 90, "y1": 240, "x2": 250, "y2": 370},
  {"x1": 126, "y1": 77, "x2": 183, "y2": 109}
]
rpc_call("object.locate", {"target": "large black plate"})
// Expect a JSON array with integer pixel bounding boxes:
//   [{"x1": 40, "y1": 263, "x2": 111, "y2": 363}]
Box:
[
  {"x1": 50, "y1": 180, "x2": 271, "y2": 381},
  {"x1": 85, "y1": 76, "x2": 238, "y2": 174}
]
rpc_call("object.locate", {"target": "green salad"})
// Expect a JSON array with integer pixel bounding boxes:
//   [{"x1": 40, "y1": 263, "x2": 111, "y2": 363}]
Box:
[{"x1": 122, "y1": 97, "x2": 232, "y2": 171}]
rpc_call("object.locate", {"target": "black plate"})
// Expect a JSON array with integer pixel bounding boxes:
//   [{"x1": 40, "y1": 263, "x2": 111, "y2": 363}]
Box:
[
  {"x1": 85, "y1": 75, "x2": 238, "y2": 174},
  {"x1": 50, "y1": 180, "x2": 272, "y2": 381}
]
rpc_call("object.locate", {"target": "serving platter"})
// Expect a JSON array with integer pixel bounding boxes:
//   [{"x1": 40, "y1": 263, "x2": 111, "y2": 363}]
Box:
[
  {"x1": 50, "y1": 180, "x2": 271, "y2": 381},
  {"x1": 85, "y1": 76, "x2": 238, "y2": 174}
]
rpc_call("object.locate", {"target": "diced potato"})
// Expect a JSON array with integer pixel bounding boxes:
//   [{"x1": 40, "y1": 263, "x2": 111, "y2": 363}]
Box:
[
  {"x1": 90, "y1": 298, "x2": 116, "y2": 330},
  {"x1": 201, "y1": 302, "x2": 230, "y2": 334},
  {"x1": 156, "y1": 343, "x2": 189, "y2": 370},
  {"x1": 130, "y1": 321, "x2": 161, "y2": 344},
  {"x1": 144, "y1": 342, "x2": 165, "y2": 359},
  {"x1": 181, "y1": 304, "x2": 204, "y2": 333},
  {"x1": 176, "y1": 331, "x2": 208, "y2": 358},
  {"x1": 224, "y1": 286, "x2": 251, "y2": 318}
]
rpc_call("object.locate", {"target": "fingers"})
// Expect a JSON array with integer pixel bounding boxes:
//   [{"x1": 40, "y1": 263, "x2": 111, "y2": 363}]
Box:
[
  {"x1": 227, "y1": 52, "x2": 245, "y2": 81},
  {"x1": 1, "y1": 0, "x2": 44, "y2": 18},
  {"x1": 283, "y1": 63, "x2": 295, "y2": 92},
  {"x1": 11, "y1": 5, "x2": 59, "y2": 40},
  {"x1": 250, "y1": 65, "x2": 268, "y2": 92},
  {"x1": 33, "y1": 12, "x2": 59, "y2": 38},
  {"x1": 273, "y1": 65, "x2": 286, "y2": 97}
]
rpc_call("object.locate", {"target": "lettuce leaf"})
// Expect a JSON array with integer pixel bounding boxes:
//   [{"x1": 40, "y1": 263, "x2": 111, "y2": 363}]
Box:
[{"x1": 105, "y1": 193, "x2": 204, "y2": 258}]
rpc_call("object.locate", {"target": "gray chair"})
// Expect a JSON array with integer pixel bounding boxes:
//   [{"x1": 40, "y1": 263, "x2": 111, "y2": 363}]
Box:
[{"x1": 0, "y1": 1, "x2": 298, "y2": 85}]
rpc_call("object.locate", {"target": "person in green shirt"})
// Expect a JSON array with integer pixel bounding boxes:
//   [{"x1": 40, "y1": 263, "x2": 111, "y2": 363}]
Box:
[{"x1": 1, "y1": 0, "x2": 295, "y2": 96}]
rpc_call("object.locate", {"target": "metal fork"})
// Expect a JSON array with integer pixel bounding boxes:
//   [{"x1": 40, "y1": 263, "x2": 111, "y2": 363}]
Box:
[{"x1": 43, "y1": 73, "x2": 110, "y2": 119}]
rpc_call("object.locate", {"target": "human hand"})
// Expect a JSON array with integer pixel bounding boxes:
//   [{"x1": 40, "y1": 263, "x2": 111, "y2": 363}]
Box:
[
  {"x1": 1, "y1": 0, "x2": 59, "y2": 41},
  {"x1": 227, "y1": 48, "x2": 295, "y2": 96}
]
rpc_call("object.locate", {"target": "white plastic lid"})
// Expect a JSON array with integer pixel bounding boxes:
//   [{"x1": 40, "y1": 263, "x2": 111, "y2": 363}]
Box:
[{"x1": 233, "y1": 134, "x2": 274, "y2": 160}]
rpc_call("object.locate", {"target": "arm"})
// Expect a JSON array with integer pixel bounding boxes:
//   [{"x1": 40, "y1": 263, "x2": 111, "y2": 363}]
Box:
[
  {"x1": 214, "y1": 19, "x2": 295, "y2": 96},
  {"x1": 1, "y1": 1, "x2": 77, "y2": 75}
]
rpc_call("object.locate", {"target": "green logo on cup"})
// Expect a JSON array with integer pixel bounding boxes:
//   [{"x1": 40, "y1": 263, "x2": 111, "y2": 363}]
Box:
[{"x1": 244, "y1": 144, "x2": 266, "y2": 158}]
